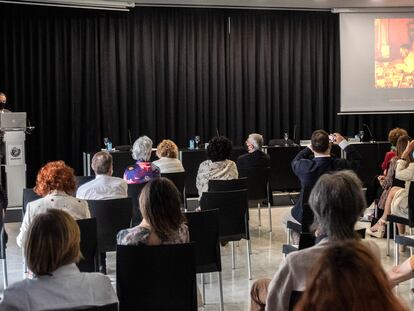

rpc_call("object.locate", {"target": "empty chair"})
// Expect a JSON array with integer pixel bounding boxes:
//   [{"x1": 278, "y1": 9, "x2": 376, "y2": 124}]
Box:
[
  {"x1": 76, "y1": 175, "x2": 95, "y2": 188},
  {"x1": 76, "y1": 218, "x2": 98, "y2": 273},
  {"x1": 127, "y1": 183, "x2": 147, "y2": 226},
  {"x1": 238, "y1": 167, "x2": 272, "y2": 231},
  {"x1": 116, "y1": 243, "x2": 197, "y2": 311},
  {"x1": 200, "y1": 189, "x2": 252, "y2": 279},
  {"x1": 161, "y1": 171, "x2": 187, "y2": 208},
  {"x1": 185, "y1": 209, "x2": 223, "y2": 310},
  {"x1": 87, "y1": 198, "x2": 132, "y2": 256}
]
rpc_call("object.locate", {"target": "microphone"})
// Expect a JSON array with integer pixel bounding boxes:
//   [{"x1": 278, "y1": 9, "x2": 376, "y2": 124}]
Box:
[
  {"x1": 363, "y1": 124, "x2": 374, "y2": 143},
  {"x1": 216, "y1": 128, "x2": 220, "y2": 137},
  {"x1": 293, "y1": 124, "x2": 297, "y2": 145},
  {"x1": 128, "y1": 129, "x2": 132, "y2": 145}
]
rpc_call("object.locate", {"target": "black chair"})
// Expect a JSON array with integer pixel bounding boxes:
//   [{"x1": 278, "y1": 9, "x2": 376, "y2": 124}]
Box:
[
  {"x1": 386, "y1": 182, "x2": 414, "y2": 256},
  {"x1": 394, "y1": 235, "x2": 414, "y2": 266},
  {"x1": 76, "y1": 176, "x2": 95, "y2": 188},
  {"x1": 77, "y1": 218, "x2": 98, "y2": 273},
  {"x1": 22, "y1": 188, "x2": 41, "y2": 215},
  {"x1": 238, "y1": 167, "x2": 272, "y2": 231},
  {"x1": 127, "y1": 183, "x2": 147, "y2": 227},
  {"x1": 185, "y1": 210, "x2": 223, "y2": 310},
  {"x1": 161, "y1": 172, "x2": 187, "y2": 209},
  {"x1": 208, "y1": 178, "x2": 247, "y2": 192},
  {"x1": 87, "y1": 198, "x2": 132, "y2": 255},
  {"x1": 200, "y1": 189, "x2": 252, "y2": 279},
  {"x1": 50, "y1": 303, "x2": 119, "y2": 311},
  {"x1": 116, "y1": 244, "x2": 197, "y2": 311}
]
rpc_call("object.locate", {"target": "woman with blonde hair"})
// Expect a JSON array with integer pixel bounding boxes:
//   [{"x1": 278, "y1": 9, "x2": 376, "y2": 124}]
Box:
[
  {"x1": 1, "y1": 209, "x2": 117, "y2": 310},
  {"x1": 16, "y1": 161, "x2": 90, "y2": 247},
  {"x1": 152, "y1": 139, "x2": 185, "y2": 173},
  {"x1": 294, "y1": 241, "x2": 407, "y2": 311}
]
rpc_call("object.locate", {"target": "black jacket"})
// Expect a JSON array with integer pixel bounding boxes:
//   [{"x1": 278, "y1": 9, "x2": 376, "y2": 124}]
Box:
[{"x1": 236, "y1": 150, "x2": 270, "y2": 169}]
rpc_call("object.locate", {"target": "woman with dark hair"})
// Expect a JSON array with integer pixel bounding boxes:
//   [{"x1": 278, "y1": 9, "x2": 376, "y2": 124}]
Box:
[
  {"x1": 294, "y1": 241, "x2": 407, "y2": 311},
  {"x1": 16, "y1": 161, "x2": 90, "y2": 247},
  {"x1": 196, "y1": 136, "x2": 238, "y2": 197},
  {"x1": 117, "y1": 177, "x2": 188, "y2": 245},
  {"x1": 1, "y1": 209, "x2": 117, "y2": 310},
  {"x1": 250, "y1": 170, "x2": 379, "y2": 311}
]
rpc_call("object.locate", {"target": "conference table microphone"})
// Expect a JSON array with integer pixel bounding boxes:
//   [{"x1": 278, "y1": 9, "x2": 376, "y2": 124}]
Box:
[{"x1": 363, "y1": 123, "x2": 374, "y2": 143}]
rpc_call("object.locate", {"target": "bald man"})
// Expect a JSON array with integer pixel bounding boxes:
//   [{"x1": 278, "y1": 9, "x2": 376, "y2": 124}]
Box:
[{"x1": 0, "y1": 93, "x2": 11, "y2": 113}]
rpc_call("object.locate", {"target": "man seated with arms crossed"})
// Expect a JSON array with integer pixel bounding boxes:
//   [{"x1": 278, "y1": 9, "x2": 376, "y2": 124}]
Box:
[
  {"x1": 76, "y1": 151, "x2": 128, "y2": 274},
  {"x1": 284, "y1": 130, "x2": 362, "y2": 241},
  {"x1": 237, "y1": 133, "x2": 270, "y2": 169}
]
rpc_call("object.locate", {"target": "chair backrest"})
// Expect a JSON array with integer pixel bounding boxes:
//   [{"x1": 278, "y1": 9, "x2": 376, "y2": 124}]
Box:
[
  {"x1": 200, "y1": 189, "x2": 249, "y2": 241},
  {"x1": 76, "y1": 176, "x2": 95, "y2": 189},
  {"x1": 208, "y1": 178, "x2": 247, "y2": 192},
  {"x1": 48, "y1": 303, "x2": 119, "y2": 311},
  {"x1": 87, "y1": 198, "x2": 133, "y2": 253},
  {"x1": 116, "y1": 243, "x2": 197, "y2": 311},
  {"x1": 408, "y1": 182, "x2": 414, "y2": 227},
  {"x1": 22, "y1": 188, "x2": 41, "y2": 215},
  {"x1": 127, "y1": 183, "x2": 147, "y2": 226},
  {"x1": 184, "y1": 209, "x2": 221, "y2": 274},
  {"x1": 161, "y1": 172, "x2": 187, "y2": 203},
  {"x1": 238, "y1": 167, "x2": 271, "y2": 201},
  {"x1": 76, "y1": 218, "x2": 98, "y2": 273}
]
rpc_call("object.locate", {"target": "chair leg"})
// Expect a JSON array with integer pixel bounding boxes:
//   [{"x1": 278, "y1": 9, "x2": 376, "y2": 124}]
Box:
[
  {"x1": 247, "y1": 239, "x2": 252, "y2": 280},
  {"x1": 201, "y1": 273, "x2": 205, "y2": 305},
  {"x1": 393, "y1": 222, "x2": 397, "y2": 255},
  {"x1": 268, "y1": 202, "x2": 272, "y2": 232},
  {"x1": 386, "y1": 221, "x2": 390, "y2": 256},
  {"x1": 218, "y1": 272, "x2": 224, "y2": 311},
  {"x1": 395, "y1": 241, "x2": 399, "y2": 266},
  {"x1": 287, "y1": 228, "x2": 291, "y2": 245},
  {"x1": 231, "y1": 241, "x2": 235, "y2": 270},
  {"x1": 257, "y1": 203, "x2": 261, "y2": 227},
  {"x1": 2, "y1": 258, "x2": 7, "y2": 289},
  {"x1": 410, "y1": 227, "x2": 413, "y2": 235}
]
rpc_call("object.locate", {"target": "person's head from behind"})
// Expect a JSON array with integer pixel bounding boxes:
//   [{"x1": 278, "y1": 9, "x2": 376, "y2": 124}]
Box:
[
  {"x1": 34, "y1": 160, "x2": 77, "y2": 197},
  {"x1": 25, "y1": 209, "x2": 80, "y2": 276},
  {"x1": 206, "y1": 136, "x2": 232, "y2": 162},
  {"x1": 388, "y1": 128, "x2": 408, "y2": 147},
  {"x1": 310, "y1": 130, "x2": 330, "y2": 154},
  {"x1": 396, "y1": 135, "x2": 412, "y2": 159},
  {"x1": 400, "y1": 44, "x2": 410, "y2": 58},
  {"x1": 156, "y1": 139, "x2": 179, "y2": 159},
  {"x1": 294, "y1": 241, "x2": 407, "y2": 311},
  {"x1": 139, "y1": 177, "x2": 185, "y2": 241},
  {"x1": 246, "y1": 133, "x2": 263, "y2": 153},
  {"x1": 0, "y1": 92, "x2": 6, "y2": 104},
  {"x1": 92, "y1": 151, "x2": 113, "y2": 176},
  {"x1": 132, "y1": 136, "x2": 153, "y2": 162},
  {"x1": 309, "y1": 170, "x2": 366, "y2": 240}
]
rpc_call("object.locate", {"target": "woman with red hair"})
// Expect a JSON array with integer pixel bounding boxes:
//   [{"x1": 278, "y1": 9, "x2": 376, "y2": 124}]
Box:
[{"x1": 16, "y1": 161, "x2": 90, "y2": 247}]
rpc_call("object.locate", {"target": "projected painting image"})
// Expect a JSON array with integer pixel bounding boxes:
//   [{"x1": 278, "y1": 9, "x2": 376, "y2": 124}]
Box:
[{"x1": 375, "y1": 18, "x2": 414, "y2": 88}]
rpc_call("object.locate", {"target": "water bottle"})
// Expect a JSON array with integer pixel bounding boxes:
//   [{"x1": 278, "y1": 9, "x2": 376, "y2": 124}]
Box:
[{"x1": 189, "y1": 139, "x2": 195, "y2": 150}]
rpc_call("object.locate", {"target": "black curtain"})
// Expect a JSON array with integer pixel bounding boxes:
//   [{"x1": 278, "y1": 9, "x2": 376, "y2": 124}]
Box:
[{"x1": 0, "y1": 4, "x2": 413, "y2": 186}]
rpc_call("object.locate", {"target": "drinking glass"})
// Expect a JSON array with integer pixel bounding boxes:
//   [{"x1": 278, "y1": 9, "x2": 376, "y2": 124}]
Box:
[{"x1": 195, "y1": 136, "x2": 200, "y2": 149}]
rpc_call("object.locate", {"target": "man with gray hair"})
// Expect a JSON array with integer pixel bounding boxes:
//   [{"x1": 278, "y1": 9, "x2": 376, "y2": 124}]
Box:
[
  {"x1": 76, "y1": 151, "x2": 127, "y2": 200},
  {"x1": 236, "y1": 133, "x2": 270, "y2": 169}
]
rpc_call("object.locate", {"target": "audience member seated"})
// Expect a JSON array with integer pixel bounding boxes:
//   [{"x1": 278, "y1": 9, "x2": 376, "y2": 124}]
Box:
[
  {"x1": 124, "y1": 136, "x2": 160, "y2": 184},
  {"x1": 1, "y1": 209, "x2": 118, "y2": 310},
  {"x1": 294, "y1": 241, "x2": 407, "y2": 311},
  {"x1": 367, "y1": 136, "x2": 411, "y2": 238},
  {"x1": 366, "y1": 127, "x2": 408, "y2": 207},
  {"x1": 152, "y1": 139, "x2": 185, "y2": 173},
  {"x1": 76, "y1": 151, "x2": 128, "y2": 199},
  {"x1": 196, "y1": 136, "x2": 238, "y2": 197},
  {"x1": 388, "y1": 255, "x2": 414, "y2": 288},
  {"x1": 369, "y1": 139, "x2": 414, "y2": 238},
  {"x1": 17, "y1": 161, "x2": 90, "y2": 248},
  {"x1": 236, "y1": 133, "x2": 270, "y2": 169},
  {"x1": 250, "y1": 170, "x2": 378, "y2": 311},
  {"x1": 76, "y1": 151, "x2": 128, "y2": 274},
  {"x1": 117, "y1": 177, "x2": 189, "y2": 245},
  {"x1": 285, "y1": 131, "x2": 361, "y2": 236}
]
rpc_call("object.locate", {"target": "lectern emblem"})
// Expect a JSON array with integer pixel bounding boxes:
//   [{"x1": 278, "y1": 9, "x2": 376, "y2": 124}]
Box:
[{"x1": 11, "y1": 147, "x2": 21, "y2": 157}]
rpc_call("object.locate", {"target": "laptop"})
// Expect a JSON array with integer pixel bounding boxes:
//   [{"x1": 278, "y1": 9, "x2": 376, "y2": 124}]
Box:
[{"x1": 0, "y1": 112, "x2": 27, "y2": 129}]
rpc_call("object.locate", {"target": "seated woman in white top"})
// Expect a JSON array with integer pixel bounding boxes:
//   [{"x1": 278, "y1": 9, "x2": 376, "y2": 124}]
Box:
[
  {"x1": 17, "y1": 161, "x2": 90, "y2": 247},
  {"x1": 152, "y1": 139, "x2": 185, "y2": 174},
  {"x1": 1, "y1": 209, "x2": 118, "y2": 311}
]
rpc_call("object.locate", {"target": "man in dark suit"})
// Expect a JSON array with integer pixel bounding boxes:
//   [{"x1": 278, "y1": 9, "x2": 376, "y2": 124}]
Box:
[
  {"x1": 284, "y1": 130, "x2": 362, "y2": 235},
  {"x1": 237, "y1": 133, "x2": 270, "y2": 169}
]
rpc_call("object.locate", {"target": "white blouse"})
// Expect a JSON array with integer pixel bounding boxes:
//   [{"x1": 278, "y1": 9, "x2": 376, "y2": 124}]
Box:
[{"x1": 152, "y1": 157, "x2": 185, "y2": 174}]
